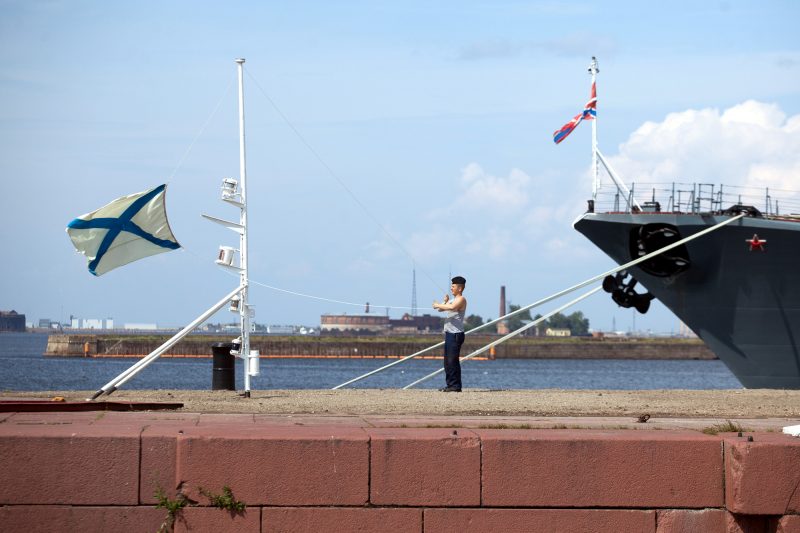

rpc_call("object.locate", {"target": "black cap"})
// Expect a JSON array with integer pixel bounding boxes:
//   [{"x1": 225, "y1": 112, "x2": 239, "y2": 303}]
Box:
[{"x1": 451, "y1": 276, "x2": 466, "y2": 285}]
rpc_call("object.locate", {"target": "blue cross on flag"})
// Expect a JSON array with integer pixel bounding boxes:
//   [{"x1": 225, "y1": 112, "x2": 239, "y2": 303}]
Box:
[{"x1": 66, "y1": 184, "x2": 181, "y2": 276}]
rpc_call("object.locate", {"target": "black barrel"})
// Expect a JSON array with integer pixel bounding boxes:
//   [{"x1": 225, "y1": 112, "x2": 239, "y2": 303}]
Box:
[{"x1": 211, "y1": 342, "x2": 237, "y2": 391}]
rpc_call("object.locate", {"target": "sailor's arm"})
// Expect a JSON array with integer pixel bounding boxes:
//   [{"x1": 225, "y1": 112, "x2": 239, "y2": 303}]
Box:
[{"x1": 433, "y1": 295, "x2": 465, "y2": 312}]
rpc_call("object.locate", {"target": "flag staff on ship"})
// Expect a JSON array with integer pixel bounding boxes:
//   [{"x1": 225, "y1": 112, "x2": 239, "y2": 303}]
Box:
[
  {"x1": 553, "y1": 56, "x2": 639, "y2": 211},
  {"x1": 589, "y1": 56, "x2": 599, "y2": 201}
]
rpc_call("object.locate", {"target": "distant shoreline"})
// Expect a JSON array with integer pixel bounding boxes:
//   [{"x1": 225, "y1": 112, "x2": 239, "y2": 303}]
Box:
[{"x1": 42, "y1": 333, "x2": 716, "y2": 360}]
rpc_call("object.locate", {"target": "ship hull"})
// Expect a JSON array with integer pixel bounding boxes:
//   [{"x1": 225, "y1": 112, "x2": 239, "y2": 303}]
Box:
[{"x1": 575, "y1": 212, "x2": 800, "y2": 389}]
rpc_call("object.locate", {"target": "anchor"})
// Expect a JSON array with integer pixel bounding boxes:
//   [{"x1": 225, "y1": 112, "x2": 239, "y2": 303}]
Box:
[{"x1": 602, "y1": 271, "x2": 655, "y2": 314}]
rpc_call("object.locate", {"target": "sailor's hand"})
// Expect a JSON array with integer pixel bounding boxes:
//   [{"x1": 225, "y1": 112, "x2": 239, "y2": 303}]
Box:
[{"x1": 443, "y1": 294, "x2": 450, "y2": 304}]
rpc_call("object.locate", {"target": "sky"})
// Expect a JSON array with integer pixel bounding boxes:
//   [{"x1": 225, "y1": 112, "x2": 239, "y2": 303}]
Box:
[{"x1": 2, "y1": 0, "x2": 800, "y2": 332}]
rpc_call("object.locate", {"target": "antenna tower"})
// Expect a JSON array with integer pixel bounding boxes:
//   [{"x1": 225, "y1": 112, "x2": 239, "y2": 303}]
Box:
[{"x1": 411, "y1": 266, "x2": 418, "y2": 316}]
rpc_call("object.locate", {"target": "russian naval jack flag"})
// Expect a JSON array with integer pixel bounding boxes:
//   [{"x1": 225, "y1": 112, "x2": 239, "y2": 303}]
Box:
[
  {"x1": 553, "y1": 81, "x2": 597, "y2": 144},
  {"x1": 66, "y1": 184, "x2": 181, "y2": 276}
]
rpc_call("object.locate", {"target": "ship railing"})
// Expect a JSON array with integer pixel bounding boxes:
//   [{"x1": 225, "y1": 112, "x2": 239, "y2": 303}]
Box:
[{"x1": 593, "y1": 181, "x2": 800, "y2": 218}]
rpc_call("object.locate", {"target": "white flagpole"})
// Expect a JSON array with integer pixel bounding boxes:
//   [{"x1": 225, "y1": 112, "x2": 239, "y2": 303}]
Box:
[
  {"x1": 589, "y1": 56, "x2": 599, "y2": 200},
  {"x1": 235, "y1": 58, "x2": 253, "y2": 397}
]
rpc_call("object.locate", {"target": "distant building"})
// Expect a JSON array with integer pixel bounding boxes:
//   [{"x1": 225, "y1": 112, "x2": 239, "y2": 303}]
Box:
[
  {"x1": 70, "y1": 317, "x2": 114, "y2": 329},
  {"x1": 0, "y1": 310, "x2": 25, "y2": 332},
  {"x1": 321, "y1": 314, "x2": 390, "y2": 333},
  {"x1": 389, "y1": 313, "x2": 443, "y2": 334},
  {"x1": 84, "y1": 319, "x2": 104, "y2": 329},
  {"x1": 320, "y1": 313, "x2": 442, "y2": 334},
  {"x1": 266, "y1": 325, "x2": 295, "y2": 335},
  {"x1": 201, "y1": 323, "x2": 222, "y2": 333},
  {"x1": 545, "y1": 327, "x2": 571, "y2": 337}
]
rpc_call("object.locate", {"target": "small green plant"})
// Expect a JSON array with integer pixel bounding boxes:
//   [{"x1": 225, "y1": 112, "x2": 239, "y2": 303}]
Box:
[
  {"x1": 200, "y1": 486, "x2": 246, "y2": 513},
  {"x1": 701, "y1": 420, "x2": 746, "y2": 435},
  {"x1": 154, "y1": 486, "x2": 189, "y2": 533}
]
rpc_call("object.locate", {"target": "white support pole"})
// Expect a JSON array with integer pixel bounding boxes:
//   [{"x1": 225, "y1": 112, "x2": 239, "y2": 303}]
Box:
[
  {"x1": 235, "y1": 58, "x2": 253, "y2": 397},
  {"x1": 589, "y1": 56, "x2": 599, "y2": 199},
  {"x1": 402, "y1": 286, "x2": 602, "y2": 389},
  {"x1": 596, "y1": 149, "x2": 642, "y2": 211},
  {"x1": 332, "y1": 212, "x2": 745, "y2": 389},
  {"x1": 88, "y1": 285, "x2": 244, "y2": 400}
]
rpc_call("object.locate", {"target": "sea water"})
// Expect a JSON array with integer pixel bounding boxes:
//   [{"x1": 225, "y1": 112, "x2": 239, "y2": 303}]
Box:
[{"x1": 0, "y1": 333, "x2": 743, "y2": 391}]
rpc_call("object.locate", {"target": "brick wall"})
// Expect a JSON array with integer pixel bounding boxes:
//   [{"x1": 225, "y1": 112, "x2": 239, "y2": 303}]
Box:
[{"x1": 1, "y1": 412, "x2": 797, "y2": 532}]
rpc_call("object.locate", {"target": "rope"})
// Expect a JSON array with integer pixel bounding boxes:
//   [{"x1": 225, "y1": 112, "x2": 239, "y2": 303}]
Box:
[
  {"x1": 402, "y1": 286, "x2": 601, "y2": 389},
  {"x1": 248, "y1": 278, "x2": 417, "y2": 311},
  {"x1": 243, "y1": 67, "x2": 445, "y2": 294},
  {"x1": 333, "y1": 212, "x2": 747, "y2": 389},
  {"x1": 167, "y1": 78, "x2": 234, "y2": 182},
  {"x1": 166, "y1": 68, "x2": 453, "y2": 310},
  {"x1": 179, "y1": 244, "x2": 419, "y2": 311}
]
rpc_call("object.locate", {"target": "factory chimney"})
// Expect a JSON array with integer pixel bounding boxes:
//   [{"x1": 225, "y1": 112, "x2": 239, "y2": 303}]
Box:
[{"x1": 497, "y1": 286, "x2": 509, "y2": 334}]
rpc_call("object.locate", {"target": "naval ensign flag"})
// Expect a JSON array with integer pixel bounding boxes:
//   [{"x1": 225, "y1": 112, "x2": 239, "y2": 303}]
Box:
[
  {"x1": 553, "y1": 81, "x2": 597, "y2": 144},
  {"x1": 66, "y1": 184, "x2": 181, "y2": 276}
]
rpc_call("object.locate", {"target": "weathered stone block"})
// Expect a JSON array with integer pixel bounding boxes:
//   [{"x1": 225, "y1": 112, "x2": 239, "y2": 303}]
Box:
[
  {"x1": 176, "y1": 426, "x2": 369, "y2": 505},
  {"x1": 0, "y1": 505, "x2": 164, "y2": 533},
  {"x1": 0, "y1": 425, "x2": 140, "y2": 505},
  {"x1": 725, "y1": 435, "x2": 800, "y2": 515},
  {"x1": 368, "y1": 428, "x2": 480, "y2": 506},
  {"x1": 140, "y1": 425, "x2": 182, "y2": 504},
  {"x1": 480, "y1": 430, "x2": 723, "y2": 508},
  {"x1": 175, "y1": 506, "x2": 260, "y2": 533},
  {"x1": 777, "y1": 514, "x2": 800, "y2": 533},
  {"x1": 656, "y1": 509, "x2": 726, "y2": 532}
]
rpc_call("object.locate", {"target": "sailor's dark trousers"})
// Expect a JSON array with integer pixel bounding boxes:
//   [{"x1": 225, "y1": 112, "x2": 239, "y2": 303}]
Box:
[{"x1": 444, "y1": 331, "x2": 465, "y2": 389}]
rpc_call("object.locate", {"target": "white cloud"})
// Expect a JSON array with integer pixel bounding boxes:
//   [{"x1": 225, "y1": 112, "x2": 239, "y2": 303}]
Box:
[
  {"x1": 606, "y1": 100, "x2": 800, "y2": 206},
  {"x1": 425, "y1": 163, "x2": 533, "y2": 221},
  {"x1": 405, "y1": 226, "x2": 451, "y2": 263},
  {"x1": 349, "y1": 162, "x2": 538, "y2": 269},
  {"x1": 463, "y1": 227, "x2": 521, "y2": 260},
  {"x1": 406, "y1": 164, "x2": 564, "y2": 263},
  {"x1": 348, "y1": 236, "x2": 400, "y2": 272},
  {"x1": 456, "y1": 163, "x2": 531, "y2": 213},
  {"x1": 346, "y1": 257, "x2": 377, "y2": 273}
]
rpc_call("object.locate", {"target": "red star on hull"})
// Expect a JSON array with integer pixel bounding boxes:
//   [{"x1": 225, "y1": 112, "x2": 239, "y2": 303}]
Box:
[{"x1": 746, "y1": 234, "x2": 766, "y2": 252}]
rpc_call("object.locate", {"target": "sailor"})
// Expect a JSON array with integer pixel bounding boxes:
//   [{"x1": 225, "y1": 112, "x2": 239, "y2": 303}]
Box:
[{"x1": 433, "y1": 276, "x2": 468, "y2": 392}]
